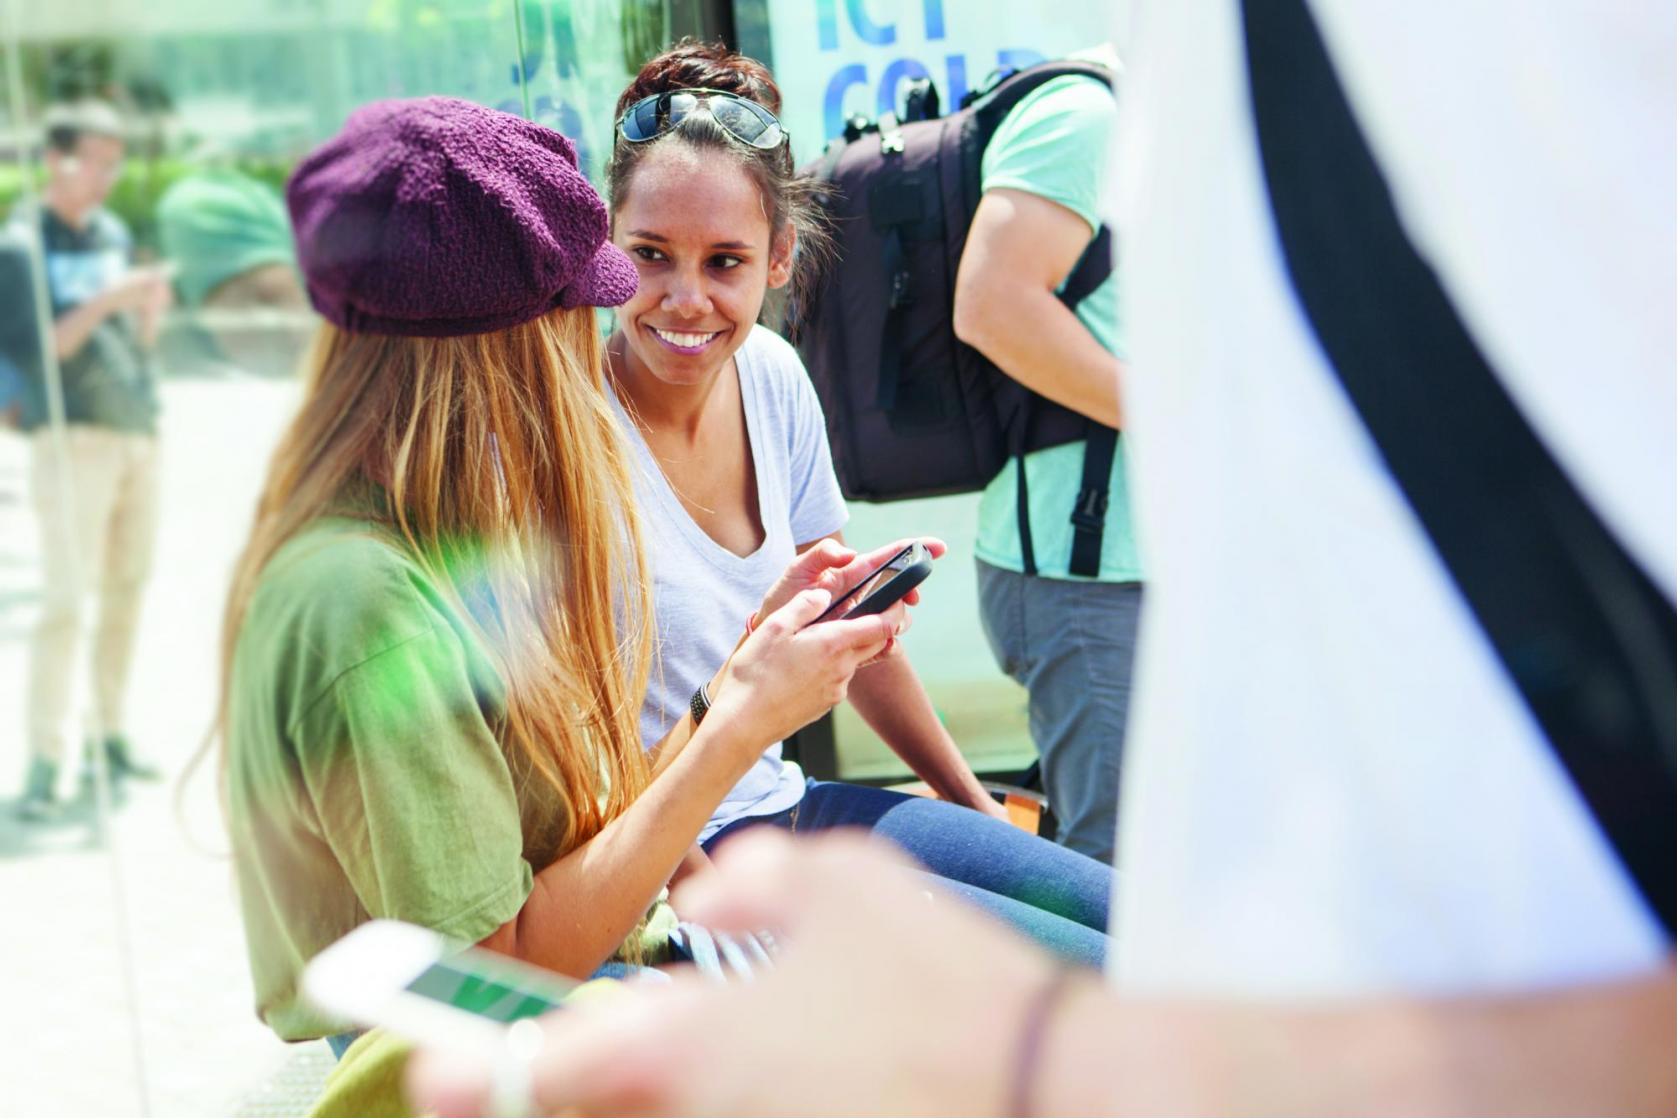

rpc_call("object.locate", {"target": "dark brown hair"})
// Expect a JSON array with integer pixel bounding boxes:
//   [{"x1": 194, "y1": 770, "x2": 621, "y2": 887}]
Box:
[{"x1": 608, "y1": 39, "x2": 830, "y2": 318}]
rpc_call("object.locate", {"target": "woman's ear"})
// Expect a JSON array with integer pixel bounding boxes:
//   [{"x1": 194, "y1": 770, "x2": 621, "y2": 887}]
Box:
[{"x1": 767, "y1": 225, "x2": 798, "y2": 290}]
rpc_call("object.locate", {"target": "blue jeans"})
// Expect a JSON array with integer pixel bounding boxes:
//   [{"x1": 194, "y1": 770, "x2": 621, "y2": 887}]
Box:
[{"x1": 705, "y1": 779, "x2": 1112, "y2": 968}]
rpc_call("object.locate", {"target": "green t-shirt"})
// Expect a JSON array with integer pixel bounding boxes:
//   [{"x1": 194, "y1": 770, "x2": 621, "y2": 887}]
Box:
[
  {"x1": 972, "y1": 74, "x2": 1141, "y2": 583},
  {"x1": 227, "y1": 515, "x2": 669, "y2": 1040}
]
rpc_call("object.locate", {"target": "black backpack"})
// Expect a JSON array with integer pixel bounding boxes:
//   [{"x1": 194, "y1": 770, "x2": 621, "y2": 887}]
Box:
[{"x1": 790, "y1": 61, "x2": 1119, "y2": 578}]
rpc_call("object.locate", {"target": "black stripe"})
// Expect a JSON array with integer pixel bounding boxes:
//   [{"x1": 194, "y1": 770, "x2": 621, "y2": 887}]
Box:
[{"x1": 1243, "y1": 0, "x2": 1677, "y2": 937}]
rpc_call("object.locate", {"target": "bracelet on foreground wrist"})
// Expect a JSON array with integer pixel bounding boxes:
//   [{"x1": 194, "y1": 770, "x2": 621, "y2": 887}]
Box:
[{"x1": 1007, "y1": 967, "x2": 1077, "y2": 1118}]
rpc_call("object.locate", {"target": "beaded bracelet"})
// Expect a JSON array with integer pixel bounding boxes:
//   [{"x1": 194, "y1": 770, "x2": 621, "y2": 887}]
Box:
[{"x1": 1007, "y1": 967, "x2": 1077, "y2": 1118}]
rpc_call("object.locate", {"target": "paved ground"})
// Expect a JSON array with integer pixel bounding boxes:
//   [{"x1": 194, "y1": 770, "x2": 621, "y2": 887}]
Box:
[
  {"x1": 0, "y1": 372, "x2": 1030, "y2": 1116},
  {"x1": 0, "y1": 377, "x2": 332, "y2": 1118}
]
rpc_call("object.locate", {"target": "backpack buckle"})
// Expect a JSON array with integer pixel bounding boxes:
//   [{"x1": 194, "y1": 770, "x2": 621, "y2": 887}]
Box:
[
  {"x1": 879, "y1": 111, "x2": 905, "y2": 156},
  {"x1": 1070, "y1": 486, "x2": 1108, "y2": 530},
  {"x1": 843, "y1": 114, "x2": 877, "y2": 143},
  {"x1": 889, "y1": 270, "x2": 913, "y2": 309}
]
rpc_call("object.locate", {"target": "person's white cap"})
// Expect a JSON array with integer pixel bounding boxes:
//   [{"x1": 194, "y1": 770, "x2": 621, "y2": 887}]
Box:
[{"x1": 42, "y1": 100, "x2": 125, "y2": 146}]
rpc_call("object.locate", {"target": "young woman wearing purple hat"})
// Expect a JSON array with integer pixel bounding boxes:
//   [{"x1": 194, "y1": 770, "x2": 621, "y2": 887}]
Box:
[
  {"x1": 211, "y1": 96, "x2": 905, "y2": 1052},
  {"x1": 601, "y1": 42, "x2": 1112, "y2": 962}
]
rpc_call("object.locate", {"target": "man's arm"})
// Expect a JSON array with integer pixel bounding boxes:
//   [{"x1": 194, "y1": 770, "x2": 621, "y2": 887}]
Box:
[
  {"x1": 53, "y1": 268, "x2": 165, "y2": 360},
  {"x1": 53, "y1": 293, "x2": 118, "y2": 360},
  {"x1": 135, "y1": 274, "x2": 172, "y2": 351},
  {"x1": 953, "y1": 187, "x2": 1123, "y2": 430},
  {"x1": 1044, "y1": 964, "x2": 1677, "y2": 1118}
]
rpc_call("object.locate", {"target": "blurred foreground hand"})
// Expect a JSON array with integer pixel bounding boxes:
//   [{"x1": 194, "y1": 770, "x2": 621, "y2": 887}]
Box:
[
  {"x1": 407, "y1": 829, "x2": 1060, "y2": 1118},
  {"x1": 407, "y1": 830, "x2": 1677, "y2": 1118}
]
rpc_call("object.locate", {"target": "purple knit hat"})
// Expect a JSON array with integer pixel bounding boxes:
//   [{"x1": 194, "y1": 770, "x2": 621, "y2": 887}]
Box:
[{"x1": 287, "y1": 97, "x2": 636, "y2": 337}]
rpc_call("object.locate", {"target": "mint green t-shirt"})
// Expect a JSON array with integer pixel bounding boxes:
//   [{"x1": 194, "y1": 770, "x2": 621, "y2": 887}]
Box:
[
  {"x1": 226, "y1": 515, "x2": 669, "y2": 1040},
  {"x1": 972, "y1": 74, "x2": 1141, "y2": 583}
]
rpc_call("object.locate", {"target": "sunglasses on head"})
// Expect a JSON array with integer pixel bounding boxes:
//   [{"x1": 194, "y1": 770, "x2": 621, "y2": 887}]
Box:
[{"x1": 616, "y1": 88, "x2": 788, "y2": 151}]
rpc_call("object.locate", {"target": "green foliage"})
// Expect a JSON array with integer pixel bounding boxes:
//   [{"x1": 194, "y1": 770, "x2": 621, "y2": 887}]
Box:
[
  {"x1": 620, "y1": 0, "x2": 672, "y2": 73},
  {"x1": 22, "y1": 39, "x2": 121, "y2": 105}
]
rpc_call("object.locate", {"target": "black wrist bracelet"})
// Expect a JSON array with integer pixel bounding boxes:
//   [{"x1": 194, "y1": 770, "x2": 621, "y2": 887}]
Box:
[
  {"x1": 1006, "y1": 967, "x2": 1077, "y2": 1118},
  {"x1": 689, "y1": 681, "x2": 712, "y2": 726}
]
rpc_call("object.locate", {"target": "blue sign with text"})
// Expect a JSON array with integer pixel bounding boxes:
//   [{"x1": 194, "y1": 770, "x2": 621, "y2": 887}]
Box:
[{"x1": 768, "y1": 0, "x2": 1111, "y2": 161}]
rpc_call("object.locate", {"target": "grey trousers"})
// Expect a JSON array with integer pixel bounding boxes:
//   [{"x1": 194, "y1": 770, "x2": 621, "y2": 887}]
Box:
[{"x1": 976, "y1": 560, "x2": 1142, "y2": 864}]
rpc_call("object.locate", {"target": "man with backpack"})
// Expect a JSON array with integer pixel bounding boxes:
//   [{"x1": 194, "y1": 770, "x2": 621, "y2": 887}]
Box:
[
  {"x1": 951, "y1": 50, "x2": 1135, "y2": 862},
  {"x1": 793, "y1": 51, "x2": 1133, "y2": 862}
]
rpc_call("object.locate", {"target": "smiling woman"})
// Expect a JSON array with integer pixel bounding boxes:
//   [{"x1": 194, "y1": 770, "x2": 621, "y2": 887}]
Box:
[
  {"x1": 597, "y1": 39, "x2": 1116, "y2": 966},
  {"x1": 611, "y1": 147, "x2": 790, "y2": 393},
  {"x1": 615, "y1": 190, "x2": 773, "y2": 376}
]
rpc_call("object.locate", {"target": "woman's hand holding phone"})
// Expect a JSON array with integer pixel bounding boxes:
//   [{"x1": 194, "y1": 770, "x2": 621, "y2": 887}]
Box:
[
  {"x1": 754, "y1": 538, "x2": 857, "y2": 621},
  {"x1": 694, "y1": 536, "x2": 941, "y2": 754},
  {"x1": 706, "y1": 588, "x2": 908, "y2": 753},
  {"x1": 757, "y1": 537, "x2": 948, "y2": 623}
]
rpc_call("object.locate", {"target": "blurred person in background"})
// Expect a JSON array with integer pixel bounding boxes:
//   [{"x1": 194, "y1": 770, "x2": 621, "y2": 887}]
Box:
[
  {"x1": 408, "y1": 0, "x2": 1677, "y2": 1114},
  {"x1": 156, "y1": 168, "x2": 310, "y2": 380},
  {"x1": 1, "y1": 100, "x2": 169, "y2": 821},
  {"x1": 954, "y1": 44, "x2": 1135, "y2": 863}
]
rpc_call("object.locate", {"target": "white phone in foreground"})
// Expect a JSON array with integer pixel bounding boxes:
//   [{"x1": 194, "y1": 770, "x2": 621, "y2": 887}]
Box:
[{"x1": 303, "y1": 919, "x2": 578, "y2": 1059}]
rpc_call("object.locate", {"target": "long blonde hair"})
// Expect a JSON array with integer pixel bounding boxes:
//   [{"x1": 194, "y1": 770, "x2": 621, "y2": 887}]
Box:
[{"x1": 211, "y1": 306, "x2": 653, "y2": 857}]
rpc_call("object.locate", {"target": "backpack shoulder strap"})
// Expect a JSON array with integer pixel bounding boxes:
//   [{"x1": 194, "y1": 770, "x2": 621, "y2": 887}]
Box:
[
  {"x1": 1059, "y1": 227, "x2": 1118, "y2": 579},
  {"x1": 1067, "y1": 425, "x2": 1118, "y2": 579},
  {"x1": 1059, "y1": 226, "x2": 1114, "y2": 312},
  {"x1": 970, "y1": 60, "x2": 1115, "y2": 135},
  {"x1": 1244, "y1": 0, "x2": 1677, "y2": 938},
  {"x1": 981, "y1": 68, "x2": 1118, "y2": 579}
]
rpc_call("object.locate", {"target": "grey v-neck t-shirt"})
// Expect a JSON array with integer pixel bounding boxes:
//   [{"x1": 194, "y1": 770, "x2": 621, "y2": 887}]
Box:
[{"x1": 610, "y1": 326, "x2": 849, "y2": 840}]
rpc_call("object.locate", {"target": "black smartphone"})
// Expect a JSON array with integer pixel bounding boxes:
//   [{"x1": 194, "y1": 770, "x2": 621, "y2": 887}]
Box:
[{"x1": 813, "y1": 541, "x2": 934, "y2": 623}]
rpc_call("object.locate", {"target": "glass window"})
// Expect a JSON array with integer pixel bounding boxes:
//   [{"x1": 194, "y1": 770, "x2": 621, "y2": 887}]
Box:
[{"x1": 1, "y1": 3, "x2": 729, "y2": 1113}]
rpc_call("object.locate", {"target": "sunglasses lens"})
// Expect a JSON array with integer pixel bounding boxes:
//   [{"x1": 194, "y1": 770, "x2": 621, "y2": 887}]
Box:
[
  {"x1": 710, "y1": 99, "x2": 764, "y2": 142},
  {"x1": 665, "y1": 91, "x2": 700, "y2": 126},
  {"x1": 622, "y1": 95, "x2": 660, "y2": 141},
  {"x1": 725, "y1": 98, "x2": 788, "y2": 149},
  {"x1": 618, "y1": 90, "x2": 786, "y2": 150}
]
